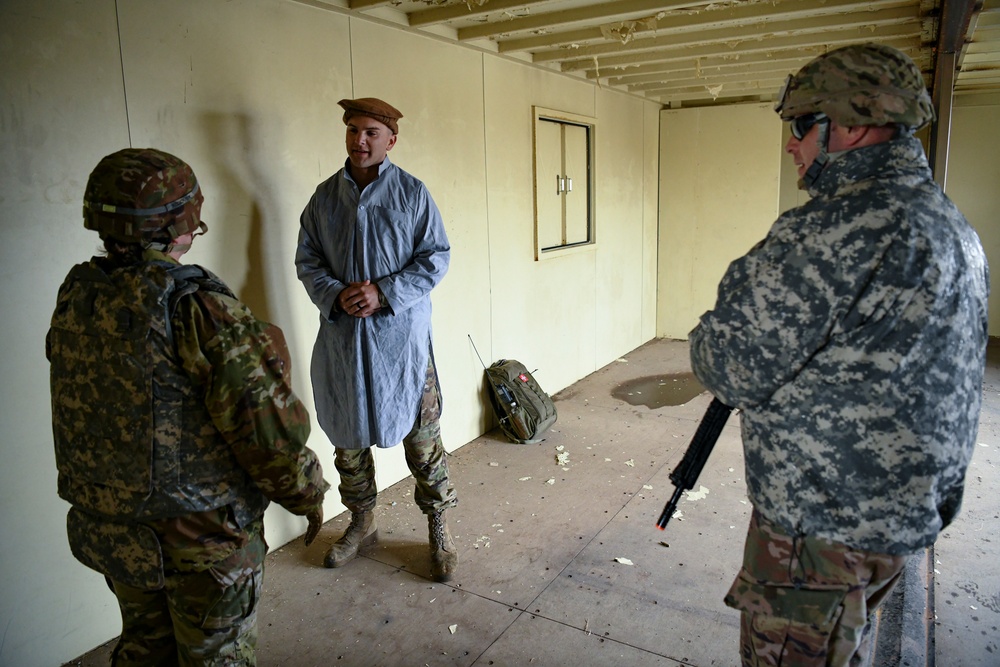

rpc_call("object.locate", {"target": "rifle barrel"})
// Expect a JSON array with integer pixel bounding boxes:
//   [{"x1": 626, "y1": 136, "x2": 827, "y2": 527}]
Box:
[{"x1": 656, "y1": 398, "x2": 734, "y2": 531}]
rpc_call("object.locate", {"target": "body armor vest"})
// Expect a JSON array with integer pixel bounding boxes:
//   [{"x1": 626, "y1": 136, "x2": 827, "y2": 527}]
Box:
[{"x1": 48, "y1": 259, "x2": 268, "y2": 530}]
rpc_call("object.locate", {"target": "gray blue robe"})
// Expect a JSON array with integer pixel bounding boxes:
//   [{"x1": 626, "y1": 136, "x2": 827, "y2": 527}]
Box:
[{"x1": 296, "y1": 157, "x2": 450, "y2": 449}]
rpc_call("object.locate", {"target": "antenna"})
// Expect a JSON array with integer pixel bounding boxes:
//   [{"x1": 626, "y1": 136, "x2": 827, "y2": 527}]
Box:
[{"x1": 468, "y1": 334, "x2": 487, "y2": 369}]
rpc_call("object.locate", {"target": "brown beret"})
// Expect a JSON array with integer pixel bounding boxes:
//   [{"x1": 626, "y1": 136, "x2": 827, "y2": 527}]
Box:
[{"x1": 338, "y1": 97, "x2": 403, "y2": 135}]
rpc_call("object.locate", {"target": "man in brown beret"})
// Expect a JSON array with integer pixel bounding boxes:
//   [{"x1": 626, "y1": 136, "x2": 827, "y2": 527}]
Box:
[{"x1": 295, "y1": 97, "x2": 459, "y2": 582}]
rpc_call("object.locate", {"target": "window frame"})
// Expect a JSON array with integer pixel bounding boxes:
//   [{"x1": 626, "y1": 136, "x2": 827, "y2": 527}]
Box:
[{"x1": 531, "y1": 106, "x2": 597, "y2": 261}]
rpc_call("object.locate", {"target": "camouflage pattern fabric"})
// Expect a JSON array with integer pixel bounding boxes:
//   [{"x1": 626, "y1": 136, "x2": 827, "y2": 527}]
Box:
[
  {"x1": 49, "y1": 258, "x2": 269, "y2": 528},
  {"x1": 48, "y1": 250, "x2": 328, "y2": 583},
  {"x1": 335, "y1": 447, "x2": 378, "y2": 514},
  {"x1": 690, "y1": 133, "x2": 989, "y2": 555},
  {"x1": 48, "y1": 247, "x2": 328, "y2": 663},
  {"x1": 775, "y1": 42, "x2": 934, "y2": 129},
  {"x1": 334, "y1": 356, "x2": 456, "y2": 514},
  {"x1": 109, "y1": 519, "x2": 267, "y2": 667},
  {"x1": 171, "y1": 261, "x2": 329, "y2": 520},
  {"x1": 83, "y1": 148, "x2": 205, "y2": 244},
  {"x1": 726, "y1": 511, "x2": 907, "y2": 666}
]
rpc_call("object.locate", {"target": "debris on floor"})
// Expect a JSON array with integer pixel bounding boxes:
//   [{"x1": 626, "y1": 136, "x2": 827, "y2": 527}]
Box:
[
  {"x1": 685, "y1": 485, "x2": 710, "y2": 501},
  {"x1": 555, "y1": 448, "x2": 569, "y2": 466}
]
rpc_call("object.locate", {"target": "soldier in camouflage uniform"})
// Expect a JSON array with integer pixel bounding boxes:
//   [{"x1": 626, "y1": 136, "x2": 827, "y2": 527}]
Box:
[
  {"x1": 47, "y1": 148, "x2": 330, "y2": 666},
  {"x1": 295, "y1": 98, "x2": 458, "y2": 582},
  {"x1": 689, "y1": 44, "x2": 989, "y2": 666}
]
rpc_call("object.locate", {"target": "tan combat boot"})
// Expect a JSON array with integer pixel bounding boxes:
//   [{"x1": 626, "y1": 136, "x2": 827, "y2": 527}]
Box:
[
  {"x1": 324, "y1": 511, "x2": 377, "y2": 569},
  {"x1": 428, "y1": 510, "x2": 458, "y2": 582}
]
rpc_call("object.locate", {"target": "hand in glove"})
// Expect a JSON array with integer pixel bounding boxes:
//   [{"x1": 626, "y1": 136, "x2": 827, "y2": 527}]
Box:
[{"x1": 304, "y1": 506, "x2": 323, "y2": 546}]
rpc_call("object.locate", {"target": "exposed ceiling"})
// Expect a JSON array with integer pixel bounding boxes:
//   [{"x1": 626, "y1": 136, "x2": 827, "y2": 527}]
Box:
[{"x1": 305, "y1": 0, "x2": 1000, "y2": 108}]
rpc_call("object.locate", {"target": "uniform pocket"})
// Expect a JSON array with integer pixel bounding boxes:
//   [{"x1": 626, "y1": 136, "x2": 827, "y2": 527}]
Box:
[
  {"x1": 724, "y1": 570, "x2": 848, "y2": 627},
  {"x1": 66, "y1": 507, "x2": 164, "y2": 591}
]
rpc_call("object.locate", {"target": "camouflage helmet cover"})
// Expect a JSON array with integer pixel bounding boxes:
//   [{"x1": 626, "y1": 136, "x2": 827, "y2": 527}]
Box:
[
  {"x1": 775, "y1": 43, "x2": 935, "y2": 129},
  {"x1": 83, "y1": 148, "x2": 204, "y2": 244}
]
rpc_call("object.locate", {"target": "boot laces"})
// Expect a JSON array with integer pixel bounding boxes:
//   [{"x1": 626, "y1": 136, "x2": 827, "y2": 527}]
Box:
[{"x1": 430, "y1": 513, "x2": 446, "y2": 543}]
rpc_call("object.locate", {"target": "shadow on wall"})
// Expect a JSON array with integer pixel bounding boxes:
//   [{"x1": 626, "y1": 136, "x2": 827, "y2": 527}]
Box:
[
  {"x1": 197, "y1": 111, "x2": 276, "y2": 325},
  {"x1": 240, "y1": 202, "x2": 271, "y2": 324}
]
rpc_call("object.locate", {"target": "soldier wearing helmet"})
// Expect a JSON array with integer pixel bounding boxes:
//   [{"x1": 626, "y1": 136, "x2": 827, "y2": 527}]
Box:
[
  {"x1": 688, "y1": 44, "x2": 989, "y2": 665},
  {"x1": 774, "y1": 41, "x2": 935, "y2": 189},
  {"x1": 47, "y1": 148, "x2": 329, "y2": 665}
]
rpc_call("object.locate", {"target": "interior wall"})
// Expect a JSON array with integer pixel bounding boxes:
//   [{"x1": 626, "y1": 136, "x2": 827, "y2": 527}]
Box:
[
  {"x1": 642, "y1": 104, "x2": 662, "y2": 340},
  {"x1": 480, "y1": 57, "x2": 660, "y2": 391},
  {"x1": 481, "y1": 57, "x2": 599, "y2": 392},
  {"x1": 944, "y1": 96, "x2": 1000, "y2": 334},
  {"x1": 115, "y1": 0, "x2": 354, "y2": 555},
  {"x1": 594, "y1": 89, "x2": 660, "y2": 361},
  {"x1": 656, "y1": 97, "x2": 1000, "y2": 340},
  {"x1": 0, "y1": 2, "x2": 133, "y2": 662},
  {"x1": 656, "y1": 103, "x2": 782, "y2": 339},
  {"x1": 0, "y1": 1, "x2": 661, "y2": 665}
]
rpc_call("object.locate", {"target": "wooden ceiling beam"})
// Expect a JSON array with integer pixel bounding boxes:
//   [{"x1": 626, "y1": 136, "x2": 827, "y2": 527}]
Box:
[
  {"x1": 457, "y1": 0, "x2": 710, "y2": 41},
  {"x1": 532, "y1": 5, "x2": 920, "y2": 61},
  {"x1": 557, "y1": 24, "x2": 923, "y2": 71},
  {"x1": 488, "y1": 0, "x2": 911, "y2": 47},
  {"x1": 409, "y1": 0, "x2": 550, "y2": 28}
]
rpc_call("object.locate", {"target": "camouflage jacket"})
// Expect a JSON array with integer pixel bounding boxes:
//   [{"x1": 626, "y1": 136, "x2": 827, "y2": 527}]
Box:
[
  {"x1": 48, "y1": 250, "x2": 328, "y2": 587},
  {"x1": 689, "y1": 134, "x2": 989, "y2": 555}
]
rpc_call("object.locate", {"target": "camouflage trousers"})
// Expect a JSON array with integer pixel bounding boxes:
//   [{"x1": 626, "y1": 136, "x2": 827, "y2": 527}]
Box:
[
  {"x1": 725, "y1": 510, "x2": 908, "y2": 667},
  {"x1": 335, "y1": 357, "x2": 456, "y2": 515},
  {"x1": 108, "y1": 520, "x2": 266, "y2": 667}
]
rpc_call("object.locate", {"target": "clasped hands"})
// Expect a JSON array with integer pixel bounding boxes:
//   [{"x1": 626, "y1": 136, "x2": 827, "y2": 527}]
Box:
[{"x1": 338, "y1": 280, "x2": 382, "y2": 318}]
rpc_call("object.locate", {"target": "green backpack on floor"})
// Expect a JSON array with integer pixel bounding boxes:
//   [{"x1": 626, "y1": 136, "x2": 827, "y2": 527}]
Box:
[{"x1": 484, "y1": 359, "x2": 558, "y2": 444}]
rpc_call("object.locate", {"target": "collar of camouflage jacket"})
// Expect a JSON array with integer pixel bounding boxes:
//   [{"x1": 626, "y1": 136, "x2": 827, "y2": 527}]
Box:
[{"x1": 807, "y1": 132, "x2": 930, "y2": 199}]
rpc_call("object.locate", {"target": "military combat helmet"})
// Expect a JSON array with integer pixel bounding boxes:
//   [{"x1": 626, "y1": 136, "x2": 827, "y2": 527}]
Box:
[
  {"x1": 775, "y1": 42, "x2": 935, "y2": 130},
  {"x1": 83, "y1": 148, "x2": 205, "y2": 247}
]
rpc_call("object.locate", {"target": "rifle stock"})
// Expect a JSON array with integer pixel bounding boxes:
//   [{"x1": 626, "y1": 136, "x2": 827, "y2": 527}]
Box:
[{"x1": 656, "y1": 397, "x2": 734, "y2": 530}]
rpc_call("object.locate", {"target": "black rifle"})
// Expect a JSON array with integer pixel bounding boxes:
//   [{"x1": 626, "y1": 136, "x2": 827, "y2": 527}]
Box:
[{"x1": 656, "y1": 397, "x2": 734, "y2": 530}]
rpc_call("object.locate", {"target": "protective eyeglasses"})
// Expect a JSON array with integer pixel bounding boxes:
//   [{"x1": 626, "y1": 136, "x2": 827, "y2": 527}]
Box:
[{"x1": 789, "y1": 112, "x2": 828, "y2": 140}]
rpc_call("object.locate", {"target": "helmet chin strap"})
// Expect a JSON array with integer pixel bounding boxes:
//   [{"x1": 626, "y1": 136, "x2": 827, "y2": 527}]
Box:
[
  {"x1": 166, "y1": 241, "x2": 193, "y2": 256},
  {"x1": 143, "y1": 221, "x2": 205, "y2": 256},
  {"x1": 142, "y1": 239, "x2": 191, "y2": 256},
  {"x1": 800, "y1": 119, "x2": 831, "y2": 190},
  {"x1": 142, "y1": 240, "x2": 171, "y2": 252}
]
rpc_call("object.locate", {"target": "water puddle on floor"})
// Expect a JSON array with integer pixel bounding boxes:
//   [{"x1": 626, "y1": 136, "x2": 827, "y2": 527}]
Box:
[{"x1": 612, "y1": 372, "x2": 706, "y2": 408}]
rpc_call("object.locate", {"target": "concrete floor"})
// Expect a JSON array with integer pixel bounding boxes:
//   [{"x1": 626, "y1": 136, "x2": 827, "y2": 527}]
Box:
[
  {"x1": 933, "y1": 344, "x2": 1000, "y2": 666},
  {"x1": 66, "y1": 338, "x2": 999, "y2": 667}
]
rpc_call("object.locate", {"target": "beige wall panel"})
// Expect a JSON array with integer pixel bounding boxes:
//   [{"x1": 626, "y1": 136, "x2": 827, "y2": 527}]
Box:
[
  {"x1": 946, "y1": 101, "x2": 1000, "y2": 335},
  {"x1": 117, "y1": 0, "x2": 352, "y2": 366},
  {"x1": 117, "y1": 0, "x2": 353, "y2": 549},
  {"x1": 347, "y1": 20, "x2": 492, "y2": 483},
  {"x1": 482, "y1": 56, "x2": 600, "y2": 392},
  {"x1": 0, "y1": 3, "x2": 131, "y2": 664},
  {"x1": 657, "y1": 104, "x2": 781, "y2": 339},
  {"x1": 594, "y1": 89, "x2": 652, "y2": 363},
  {"x1": 642, "y1": 103, "x2": 661, "y2": 341}
]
